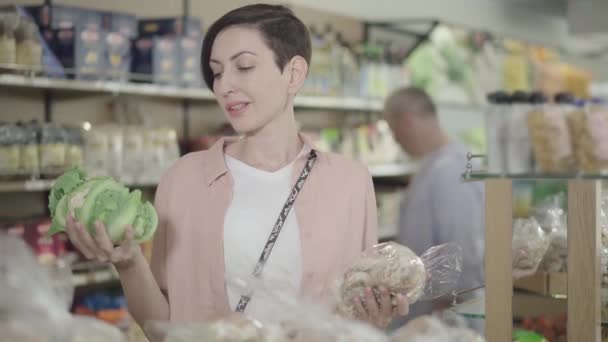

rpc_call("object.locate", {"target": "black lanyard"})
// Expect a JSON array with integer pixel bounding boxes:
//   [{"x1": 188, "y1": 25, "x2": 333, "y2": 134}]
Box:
[{"x1": 234, "y1": 150, "x2": 318, "y2": 313}]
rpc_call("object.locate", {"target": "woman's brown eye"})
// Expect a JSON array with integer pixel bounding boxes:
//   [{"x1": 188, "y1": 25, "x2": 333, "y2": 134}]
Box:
[{"x1": 238, "y1": 66, "x2": 254, "y2": 72}]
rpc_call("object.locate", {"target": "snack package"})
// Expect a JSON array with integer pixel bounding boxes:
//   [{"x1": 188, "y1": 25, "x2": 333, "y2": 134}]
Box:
[
  {"x1": 512, "y1": 217, "x2": 551, "y2": 279},
  {"x1": 527, "y1": 101, "x2": 574, "y2": 174},
  {"x1": 567, "y1": 101, "x2": 608, "y2": 173},
  {"x1": 390, "y1": 315, "x2": 485, "y2": 342},
  {"x1": 0, "y1": 232, "x2": 125, "y2": 342},
  {"x1": 533, "y1": 193, "x2": 568, "y2": 273},
  {"x1": 334, "y1": 242, "x2": 463, "y2": 320}
]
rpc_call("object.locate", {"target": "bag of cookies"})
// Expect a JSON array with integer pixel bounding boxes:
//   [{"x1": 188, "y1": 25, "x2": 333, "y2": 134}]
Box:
[
  {"x1": 567, "y1": 99, "x2": 608, "y2": 173},
  {"x1": 527, "y1": 92, "x2": 574, "y2": 174}
]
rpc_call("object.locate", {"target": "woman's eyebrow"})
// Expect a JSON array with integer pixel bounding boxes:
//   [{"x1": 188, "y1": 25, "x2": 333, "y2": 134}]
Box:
[{"x1": 210, "y1": 51, "x2": 258, "y2": 64}]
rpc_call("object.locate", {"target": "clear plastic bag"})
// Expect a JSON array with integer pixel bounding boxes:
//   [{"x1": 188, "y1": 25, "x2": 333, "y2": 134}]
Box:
[
  {"x1": 334, "y1": 242, "x2": 463, "y2": 320},
  {"x1": 0, "y1": 232, "x2": 125, "y2": 342},
  {"x1": 512, "y1": 217, "x2": 551, "y2": 279},
  {"x1": 534, "y1": 193, "x2": 568, "y2": 273},
  {"x1": 145, "y1": 278, "x2": 388, "y2": 342},
  {"x1": 390, "y1": 315, "x2": 485, "y2": 342}
]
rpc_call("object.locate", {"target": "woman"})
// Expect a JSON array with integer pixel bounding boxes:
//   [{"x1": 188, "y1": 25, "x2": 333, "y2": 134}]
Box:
[{"x1": 64, "y1": 3, "x2": 408, "y2": 331}]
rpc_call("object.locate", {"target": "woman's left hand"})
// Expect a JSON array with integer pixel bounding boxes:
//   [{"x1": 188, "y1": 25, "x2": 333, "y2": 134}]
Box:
[{"x1": 354, "y1": 286, "x2": 409, "y2": 329}]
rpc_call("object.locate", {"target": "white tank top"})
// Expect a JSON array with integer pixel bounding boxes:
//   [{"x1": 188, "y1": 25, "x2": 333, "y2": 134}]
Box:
[{"x1": 223, "y1": 153, "x2": 303, "y2": 321}]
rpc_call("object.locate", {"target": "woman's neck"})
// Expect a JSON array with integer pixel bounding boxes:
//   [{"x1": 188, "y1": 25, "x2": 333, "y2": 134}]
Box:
[{"x1": 227, "y1": 109, "x2": 303, "y2": 172}]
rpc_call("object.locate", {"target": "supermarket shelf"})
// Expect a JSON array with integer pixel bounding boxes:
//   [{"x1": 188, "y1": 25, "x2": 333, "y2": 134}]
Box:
[
  {"x1": 0, "y1": 179, "x2": 158, "y2": 192},
  {"x1": 0, "y1": 73, "x2": 385, "y2": 112},
  {"x1": 0, "y1": 164, "x2": 414, "y2": 193},
  {"x1": 0, "y1": 179, "x2": 55, "y2": 192},
  {"x1": 0, "y1": 73, "x2": 215, "y2": 100},
  {"x1": 72, "y1": 267, "x2": 120, "y2": 287},
  {"x1": 368, "y1": 163, "x2": 417, "y2": 178}
]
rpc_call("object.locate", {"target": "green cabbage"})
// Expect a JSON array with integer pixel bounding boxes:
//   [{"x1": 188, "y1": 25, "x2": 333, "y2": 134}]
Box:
[{"x1": 48, "y1": 168, "x2": 158, "y2": 245}]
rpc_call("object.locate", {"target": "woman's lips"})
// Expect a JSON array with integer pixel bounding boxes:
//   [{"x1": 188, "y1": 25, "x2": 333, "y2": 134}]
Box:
[{"x1": 225, "y1": 102, "x2": 250, "y2": 117}]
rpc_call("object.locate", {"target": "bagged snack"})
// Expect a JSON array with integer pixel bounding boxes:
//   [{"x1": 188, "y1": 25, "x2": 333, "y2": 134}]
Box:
[
  {"x1": 512, "y1": 217, "x2": 551, "y2": 279},
  {"x1": 527, "y1": 93, "x2": 574, "y2": 173},
  {"x1": 0, "y1": 123, "x2": 21, "y2": 176},
  {"x1": 567, "y1": 101, "x2": 608, "y2": 173},
  {"x1": 40, "y1": 123, "x2": 68, "y2": 176},
  {"x1": 47, "y1": 167, "x2": 158, "y2": 244},
  {"x1": 334, "y1": 242, "x2": 463, "y2": 319},
  {"x1": 390, "y1": 315, "x2": 485, "y2": 342},
  {"x1": 19, "y1": 122, "x2": 40, "y2": 177},
  {"x1": 534, "y1": 193, "x2": 568, "y2": 273}
]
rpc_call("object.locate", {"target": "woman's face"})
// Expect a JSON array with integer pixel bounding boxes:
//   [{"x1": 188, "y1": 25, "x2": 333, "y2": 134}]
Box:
[{"x1": 210, "y1": 26, "x2": 292, "y2": 134}]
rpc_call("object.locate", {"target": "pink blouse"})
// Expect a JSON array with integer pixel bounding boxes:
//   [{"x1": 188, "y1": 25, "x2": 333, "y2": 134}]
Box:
[{"x1": 150, "y1": 133, "x2": 379, "y2": 321}]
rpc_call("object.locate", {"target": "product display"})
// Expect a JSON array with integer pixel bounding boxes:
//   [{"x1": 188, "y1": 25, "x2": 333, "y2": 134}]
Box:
[
  {"x1": 47, "y1": 167, "x2": 158, "y2": 244},
  {"x1": 83, "y1": 124, "x2": 179, "y2": 184},
  {"x1": 307, "y1": 120, "x2": 408, "y2": 167},
  {"x1": 0, "y1": 121, "x2": 83, "y2": 179},
  {"x1": 483, "y1": 91, "x2": 608, "y2": 175},
  {"x1": 334, "y1": 242, "x2": 463, "y2": 320}
]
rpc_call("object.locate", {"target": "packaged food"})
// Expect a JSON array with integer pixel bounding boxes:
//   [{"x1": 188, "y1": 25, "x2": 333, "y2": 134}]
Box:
[
  {"x1": 334, "y1": 242, "x2": 463, "y2": 320},
  {"x1": 15, "y1": 20, "x2": 41, "y2": 68},
  {"x1": 0, "y1": 123, "x2": 21, "y2": 176},
  {"x1": 505, "y1": 91, "x2": 534, "y2": 174},
  {"x1": 39, "y1": 123, "x2": 68, "y2": 176},
  {"x1": 65, "y1": 126, "x2": 84, "y2": 169},
  {"x1": 106, "y1": 125, "x2": 124, "y2": 180},
  {"x1": 485, "y1": 91, "x2": 510, "y2": 174},
  {"x1": 512, "y1": 217, "x2": 551, "y2": 279},
  {"x1": 83, "y1": 127, "x2": 109, "y2": 178},
  {"x1": 527, "y1": 92, "x2": 574, "y2": 173},
  {"x1": 0, "y1": 13, "x2": 18, "y2": 65},
  {"x1": 19, "y1": 122, "x2": 40, "y2": 178},
  {"x1": 122, "y1": 126, "x2": 145, "y2": 184},
  {"x1": 533, "y1": 193, "x2": 568, "y2": 273},
  {"x1": 567, "y1": 100, "x2": 608, "y2": 173}
]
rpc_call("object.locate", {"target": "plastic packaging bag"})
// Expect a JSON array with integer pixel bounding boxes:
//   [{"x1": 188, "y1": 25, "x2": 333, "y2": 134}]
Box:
[
  {"x1": 0, "y1": 232, "x2": 125, "y2": 342},
  {"x1": 334, "y1": 242, "x2": 463, "y2": 320},
  {"x1": 390, "y1": 315, "x2": 485, "y2": 342},
  {"x1": 512, "y1": 217, "x2": 551, "y2": 279},
  {"x1": 145, "y1": 277, "x2": 388, "y2": 342},
  {"x1": 533, "y1": 193, "x2": 568, "y2": 273}
]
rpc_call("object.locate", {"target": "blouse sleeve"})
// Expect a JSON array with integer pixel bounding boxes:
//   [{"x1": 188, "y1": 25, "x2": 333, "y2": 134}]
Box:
[{"x1": 150, "y1": 171, "x2": 172, "y2": 292}]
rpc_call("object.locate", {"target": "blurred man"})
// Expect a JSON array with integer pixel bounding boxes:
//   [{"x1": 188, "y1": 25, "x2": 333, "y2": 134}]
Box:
[{"x1": 383, "y1": 87, "x2": 485, "y2": 331}]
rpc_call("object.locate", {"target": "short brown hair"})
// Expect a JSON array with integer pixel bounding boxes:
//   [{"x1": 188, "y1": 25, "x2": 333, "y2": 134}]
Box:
[
  {"x1": 384, "y1": 86, "x2": 437, "y2": 118},
  {"x1": 201, "y1": 4, "x2": 312, "y2": 90}
]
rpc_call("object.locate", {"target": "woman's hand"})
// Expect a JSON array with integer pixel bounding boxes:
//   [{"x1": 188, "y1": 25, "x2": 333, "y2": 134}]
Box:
[
  {"x1": 354, "y1": 286, "x2": 409, "y2": 329},
  {"x1": 65, "y1": 214, "x2": 139, "y2": 270}
]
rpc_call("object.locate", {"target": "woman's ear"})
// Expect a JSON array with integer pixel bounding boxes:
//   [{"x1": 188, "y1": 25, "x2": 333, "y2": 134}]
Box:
[{"x1": 287, "y1": 56, "x2": 308, "y2": 95}]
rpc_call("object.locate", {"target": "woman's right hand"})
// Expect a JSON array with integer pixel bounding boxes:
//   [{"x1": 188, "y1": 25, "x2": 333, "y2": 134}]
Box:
[{"x1": 65, "y1": 214, "x2": 140, "y2": 269}]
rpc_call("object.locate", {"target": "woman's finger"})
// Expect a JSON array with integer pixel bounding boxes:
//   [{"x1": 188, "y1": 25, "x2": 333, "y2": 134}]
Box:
[
  {"x1": 379, "y1": 287, "x2": 393, "y2": 318},
  {"x1": 364, "y1": 287, "x2": 380, "y2": 319},
  {"x1": 396, "y1": 294, "x2": 410, "y2": 316},
  {"x1": 114, "y1": 226, "x2": 136, "y2": 261},
  {"x1": 66, "y1": 214, "x2": 94, "y2": 259},
  {"x1": 74, "y1": 219, "x2": 106, "y2": 261},
  {"x1": 353, "y1": 296, "x2": 368, "y2": 321},
  {"x1": 93, "y1": 221, "x2": 114, "y2": 255}
]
